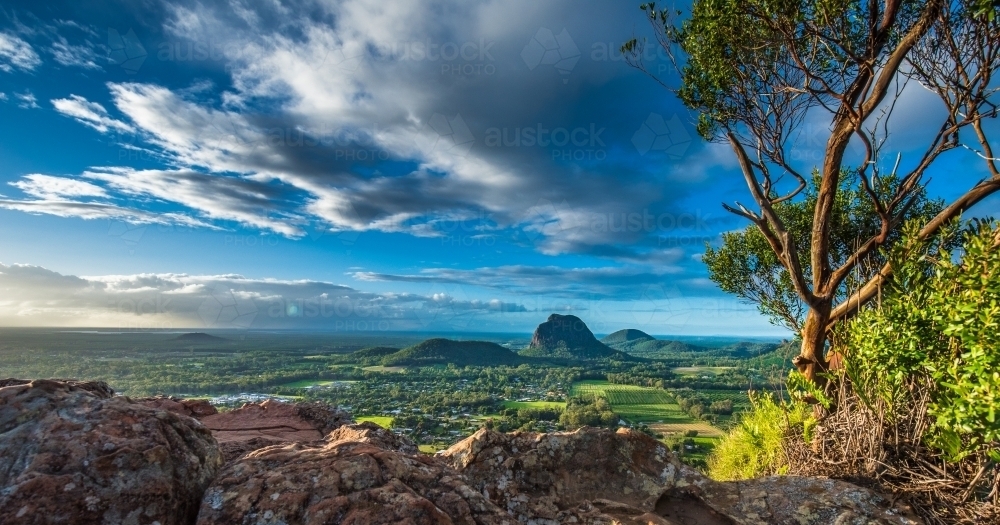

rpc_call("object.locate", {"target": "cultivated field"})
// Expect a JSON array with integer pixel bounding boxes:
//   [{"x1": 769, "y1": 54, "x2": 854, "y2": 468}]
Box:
[
  {"x1": 503, "y1": 400, "x2": 566, "y2": 410},
  {"x1": 569, "y1": 380, "x2": 726, "y2": 439}
]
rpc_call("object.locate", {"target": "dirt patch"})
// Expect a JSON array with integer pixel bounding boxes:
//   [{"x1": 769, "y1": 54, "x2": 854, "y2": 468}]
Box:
[{"x1": 650, "y1": 422, "x2": 724, "y2": 438}]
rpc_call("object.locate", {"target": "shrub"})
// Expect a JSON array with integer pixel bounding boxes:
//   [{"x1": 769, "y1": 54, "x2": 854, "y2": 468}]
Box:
[
  {"x1": 838, "y1": 219, "x2": 1000, "y2": 461},
  {"x1": 707, "y1": 391, "x2": 810, "y2": 481}
]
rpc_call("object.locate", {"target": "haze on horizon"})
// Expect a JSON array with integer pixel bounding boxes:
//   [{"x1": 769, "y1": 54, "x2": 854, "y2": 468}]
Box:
[{"x1": 0, "y1": 0, "x2": 995, "y2": 337}]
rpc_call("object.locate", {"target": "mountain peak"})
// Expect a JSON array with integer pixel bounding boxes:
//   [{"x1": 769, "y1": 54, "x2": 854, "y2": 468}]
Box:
[{"x1": 524, "y1": 314, "x2": 624, "y2": 359}]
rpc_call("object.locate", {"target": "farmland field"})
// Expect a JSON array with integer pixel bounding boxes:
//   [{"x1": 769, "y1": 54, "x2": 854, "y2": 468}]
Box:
[
  {"x1": 648, "y1": 421, "x2": 724, "y2": 438},
  {"x1": 672, "y1": 366, "x2": 735, "y2": 376},
  {"x1": 356, "y1": 416, "x2": 394, "y2": 428},
  {"x1": 503, "y1": 400, "x2": 566, "y2": 410},
  {"x1": 281, "y1": 379, "x2": 356, "y2": 388},
  {"x1": 570, "y1": 380, "x2": 726, "y2": 439},
  {"x1": 362, "y1": 365, "x2": 407, "y2": 373}
]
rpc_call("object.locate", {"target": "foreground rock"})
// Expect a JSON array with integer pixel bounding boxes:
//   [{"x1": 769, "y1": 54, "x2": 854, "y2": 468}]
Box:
[
  {"x1": 199, "y1": 399, "x2": 352, "y2": 461},
  {"x1": 0, "y1": 379, "x2": 222, "y2": 525},
  {"x1": 133, "y1": 395, "x2": 219, "y2": 418},
  {"x1": 326, "y1": 421, "x2": 420, "y2": 455},
  {"x1": 197, "y1": 439, "x2": 513, "y2": 525},
  {"x1": 442, "y1": 427, "x2": 922, "y2": 525}
]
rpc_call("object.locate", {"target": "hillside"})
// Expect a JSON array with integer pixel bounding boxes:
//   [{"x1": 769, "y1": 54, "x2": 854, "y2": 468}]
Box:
[
  {"x1": 521, "y1": 314, "x2": 635, "y2": 360},
  {"x1": 601, "y1": 330, "x2": 781, "y2": 359},
  {"x1": 600, "y1": 329, "x2": 655, "y2": 345},
  {"x1": 380, "y1": 338, "x2": 522, "y2": 367},
  {"x1": 341, "y1": 346, "x2": 401, "y2": 365},
  {"x1": 171, "y1": 332, "x2": 227, "y2": 343}
]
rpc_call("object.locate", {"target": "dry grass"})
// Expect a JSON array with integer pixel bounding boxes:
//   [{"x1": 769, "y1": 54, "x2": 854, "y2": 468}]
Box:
[{"x1": 785, "y1": 376, "x2": 999, "y2": 525}]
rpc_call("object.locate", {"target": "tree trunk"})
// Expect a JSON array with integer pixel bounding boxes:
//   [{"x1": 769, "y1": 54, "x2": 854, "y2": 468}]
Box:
[{"x1": 795, "y1": 304, "x2": 831, "y2": 385}]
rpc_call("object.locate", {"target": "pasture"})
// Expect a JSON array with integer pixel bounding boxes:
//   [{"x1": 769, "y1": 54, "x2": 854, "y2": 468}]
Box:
[{"x1": 355, "y1": 415, "x2": 394, "y2": 428}]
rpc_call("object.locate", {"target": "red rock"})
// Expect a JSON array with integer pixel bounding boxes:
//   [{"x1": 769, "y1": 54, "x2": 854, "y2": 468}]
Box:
[
  {"x1": 326, "y1": 421, "x2": 419, "y2": 455},
  {"x1": 133, "y1": 395, "x2": 218, "y2": 418},
  {"x1": 199, "y1": 399, "x2": 351, "y2": 462},
  {"x1": 196, "y1": 440, "x2": 513, "y2": 525},
  {"x1": 0, "y1": 379, "x2": 222, "y2": 525},
  {"x1": 442, "y1": 426, "x2": 922, "y2": 525}
]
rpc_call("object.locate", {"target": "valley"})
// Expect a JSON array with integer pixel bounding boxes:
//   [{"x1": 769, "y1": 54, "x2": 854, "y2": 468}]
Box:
[{"x1": 0, "y1": 316, "x2": 792, "y2": 469}]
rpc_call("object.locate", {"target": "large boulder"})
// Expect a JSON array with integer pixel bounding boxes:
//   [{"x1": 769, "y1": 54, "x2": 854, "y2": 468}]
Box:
[
  {"x1": 442, "y1": 427, "x2": 923, "y2": 525},
  {"x1": 326, "y1": 421, "x2": 420, "y2": 455},
  {"x1": 196, "y1": 439, "x2": 513, "y2": 525},
  {"x1": 0, "y1": 379, "x2": 222, "y2": 525},
  {"x1": 441, "y1": 427, "x2": 706, "y2": 522},
  {"x1": 199, "y1": 399, "x2": 351, "y2": 461}
]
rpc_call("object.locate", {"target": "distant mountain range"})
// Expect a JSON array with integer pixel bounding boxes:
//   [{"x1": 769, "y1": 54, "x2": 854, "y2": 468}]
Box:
[
  {"x1": 343, "y1": 339, "x2": 522, "y2": 367},
  {"x1": 336, "y1": 315, "x2": 780, "y2": 368},
  {"x1": 600, "y1": 329, "x2": 779, "y2": 358},
  {"x1": 170, "y1": 333, "x2": 227, "y2": 343}
]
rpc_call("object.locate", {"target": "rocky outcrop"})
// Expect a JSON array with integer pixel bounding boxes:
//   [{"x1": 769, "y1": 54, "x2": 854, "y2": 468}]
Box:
[
  {"x1": 442, "y1": 427, "x2": 922, "y2": 525},
  {"x1": 199, "y1": 399, "x2": 352, "y2": 461},
  {"x1": 133, "y1": 395, "x2": 219, "y2": 418},
  {"x1": 0, "y1": 378, "x2": 924, "y2": 525},
  {"x1": 0, "y1": 379, "x2": 222, "y2": 525},
  {"x1": 441, "y1": 427, "x2": 709, "y2": 523},
  {"x1": 196, "y1": 440, "x2": 514, "y2": 525},
  {"x1": 326, "y1": 421, "x2": 420, "y2": 455},
  {"x1": 525, "y1": 314, "x2": 621, "y2": 359}
]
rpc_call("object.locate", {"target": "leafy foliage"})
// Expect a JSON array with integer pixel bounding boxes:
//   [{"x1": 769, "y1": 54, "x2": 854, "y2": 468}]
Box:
[
  {"x1": 704, "y1": 173, "x2": 941, "y2": 332},
  {"x1": 837, "y1": 219, "x2": 1000, "y2": 460}
]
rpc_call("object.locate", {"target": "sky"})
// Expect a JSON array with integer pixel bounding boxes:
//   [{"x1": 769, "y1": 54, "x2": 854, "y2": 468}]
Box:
[{"x1": 0, "y1": 0, "x2": 995, "y2": 336}]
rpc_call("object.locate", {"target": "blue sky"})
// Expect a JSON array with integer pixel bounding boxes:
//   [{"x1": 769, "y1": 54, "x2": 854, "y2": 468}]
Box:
[{"x1": 0, "y1": 0, "x2": 995, "y2": 335}]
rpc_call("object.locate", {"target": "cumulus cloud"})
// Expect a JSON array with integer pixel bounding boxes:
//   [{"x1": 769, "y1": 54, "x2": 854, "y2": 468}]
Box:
[
  {"x1": 52, "y1": 95, "x2": 133, "y2": 133},
  {"x1": 7, "y1": 0, "x2": 717, "y2": 265},
  {"x1": 0, "y1": 32, "x2": 41, "y2": 72},
  {"x1": 0, "y1": 263, "x2": 528, "y2": 329}
]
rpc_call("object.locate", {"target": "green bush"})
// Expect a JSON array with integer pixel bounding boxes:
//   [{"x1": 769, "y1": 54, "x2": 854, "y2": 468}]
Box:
[
  {"x1": 707, "y1": 391, "x2": 810, "y2": 480},
  {"x1": 838, "y1": 220, "x2": 1000, "y2": 461}
]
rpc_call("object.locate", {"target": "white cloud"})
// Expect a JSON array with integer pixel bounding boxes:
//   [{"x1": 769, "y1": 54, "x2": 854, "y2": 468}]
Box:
[
  {"x1": 0, "y1": 263, "x2": 526, "y2": 329},
  {"x1": 51, "y1": 95, "x2": 133, "y2": 133},
  {"x1": 15, "y1": 91, "x2": 39, "y2": 109},
  {"x1": 50, "y1": 38, "x2": 101, "y2": 69},
  {"x1": 0, "y1": 32, "x2": 41, "y2": 72},
  {"x1": 10, "y1": 174, "x2": 108, "y2": 199}
]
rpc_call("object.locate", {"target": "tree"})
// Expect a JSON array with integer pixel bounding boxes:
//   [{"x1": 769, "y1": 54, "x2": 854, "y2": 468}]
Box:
[
  {"x1": 703, "y1": 172, "x2": 941, "y2": 333},
  {"x1": 626, "y1": 0, "x2": 1000, "y2": 383}
]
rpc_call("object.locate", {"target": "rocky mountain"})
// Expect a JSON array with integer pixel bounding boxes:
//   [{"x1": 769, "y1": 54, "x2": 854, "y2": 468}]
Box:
[
  {"x1": 521, "y1": 314, "x2": 634, "y2": 360},
  {"x1": 0, "y1": 378, "x2": 923, "y2": 525}
]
